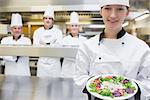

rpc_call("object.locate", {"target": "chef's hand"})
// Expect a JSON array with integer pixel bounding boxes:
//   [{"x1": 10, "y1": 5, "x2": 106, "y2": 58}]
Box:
[
  {"x1": 39, "y1": 39, "x2": 47, "y2": 45},
  {"x1": 82, "y1": 76, "x2": 94, "y2": 94},
  {"x1": 3, "y1": 56, "x2": 17, "y2": 62},
  {"x1": 39, "y1": 38, "x2": 51, "y2": 45}
]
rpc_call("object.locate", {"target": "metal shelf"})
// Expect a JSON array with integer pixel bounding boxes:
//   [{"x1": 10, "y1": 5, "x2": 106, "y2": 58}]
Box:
[{"x1": 0, "y1": 45, "x2": 78, "y2": 58}]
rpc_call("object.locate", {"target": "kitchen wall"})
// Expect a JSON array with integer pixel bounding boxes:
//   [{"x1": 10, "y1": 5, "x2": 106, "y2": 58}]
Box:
[{"x1": 0, "y1": 0, "x2": 149, "y2": 45}]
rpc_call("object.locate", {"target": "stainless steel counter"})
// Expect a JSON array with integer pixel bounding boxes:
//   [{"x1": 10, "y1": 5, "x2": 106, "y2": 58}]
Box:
[
  {"x1": 0, "y1": 45, "x2": 78, "y2": 58},
  {"x1": 0, "y1": 75, "x2": 86, "y2": 100}
]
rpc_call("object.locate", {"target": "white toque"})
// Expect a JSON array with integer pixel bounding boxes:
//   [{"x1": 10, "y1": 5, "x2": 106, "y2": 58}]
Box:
[
  {"x1": 70, "y1": 12, "x2": 79, "y2": 24},
  {"x1": 10, "y1": 13, "x2": 23, "y2": 27},
  {"x1": 99, "y1": 0, "x2": 129, "y2": 8},
  {"x1": 43, "y1": 5, "x2": 54, "y2": 19}
]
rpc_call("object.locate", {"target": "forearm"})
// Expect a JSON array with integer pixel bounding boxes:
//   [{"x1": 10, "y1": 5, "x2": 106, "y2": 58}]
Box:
[{"x1": 2, "y1": 56, "x2": 17, "y2": 62}]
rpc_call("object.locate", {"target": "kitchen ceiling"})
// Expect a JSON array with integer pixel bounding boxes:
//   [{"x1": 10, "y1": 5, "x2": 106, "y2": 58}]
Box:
[
  {"x1": 0, "y1": 0, "x2": 149, "y2": 11},
  {"x1": 0, "y1": 0, "x2": 149, "y2": 25}
]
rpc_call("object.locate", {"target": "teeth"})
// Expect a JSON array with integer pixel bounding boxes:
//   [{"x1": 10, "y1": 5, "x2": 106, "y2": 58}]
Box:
[
  {"x1": 108, "y1": 19, "x2": 117, "y2": 22},
  {"x1": 109, "y1": 20, "x2": 117, "y2": 23},
  {"x1": 111, "y1": 22, "x2": 115, "y2": 23}
]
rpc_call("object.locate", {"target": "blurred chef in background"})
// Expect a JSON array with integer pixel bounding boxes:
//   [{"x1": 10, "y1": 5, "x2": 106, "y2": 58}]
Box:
[
  {"x1": 1, "y1": 13, "x2": 31, "y2": 76},
  {"x1": 33, "y1": 5, "x2": 63, "y2": 77},
  {"x1": 60, "y1": 12, "x2": 87, "y2": 78}
]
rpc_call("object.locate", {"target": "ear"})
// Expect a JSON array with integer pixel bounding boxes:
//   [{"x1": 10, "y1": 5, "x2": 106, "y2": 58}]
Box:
[
  {"x1": 10, "y1": 27, "x2": 13, "y2": 33},
  {"x1": 42, "y1": 18, "x2": 45, "y2": 22},
  {"x1": 99, "y1": 9, "x2": 102, "y2": 16},
  {"x1": 69, "y1": 24, "x2": 72, "y2": 28},
  {"x1": 126, "y1": 8, "x2": 130, "y2": 17},
  {"x1": 52, "y1": 20, "x2": 54, "y2": 24}
]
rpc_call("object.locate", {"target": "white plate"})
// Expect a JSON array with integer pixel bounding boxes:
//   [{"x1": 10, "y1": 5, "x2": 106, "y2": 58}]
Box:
[{"x1": 86, "y1": 74, "x2": 138, "y2": 100}]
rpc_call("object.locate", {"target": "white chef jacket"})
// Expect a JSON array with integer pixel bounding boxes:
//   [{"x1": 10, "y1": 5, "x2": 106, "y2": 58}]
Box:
[
  {"x1": 33, "y1": 26, "x2": 63, "y2": 77},
  {"x1": 74, "y1": 32, "x2": 150, "y2": 99},
  {"x1": 1, "y1": 35, "x2": 31, "y2": 76},
  {"x1": 60, "y1": 34, "x2": 87, "y2": 78}
]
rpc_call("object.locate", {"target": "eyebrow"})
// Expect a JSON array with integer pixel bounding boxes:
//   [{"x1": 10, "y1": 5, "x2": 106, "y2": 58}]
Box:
[{"x1": 104, "y1": 5, "x2": 125, "y2": 7}]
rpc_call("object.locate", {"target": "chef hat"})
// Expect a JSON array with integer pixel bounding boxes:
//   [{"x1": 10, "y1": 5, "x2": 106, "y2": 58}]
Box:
[
  {"x1": 43, "y1": 5, "x2": 54, "y2": 19},
  {"x1": 10, "y1": 13, "x2": 23, "y2": 27},
  {"x1": 99, "y1": 0, "x2": 129, "y2": 9},
  {"x1": 70, "y1": 12, "x2": 79, "y2": 24}
]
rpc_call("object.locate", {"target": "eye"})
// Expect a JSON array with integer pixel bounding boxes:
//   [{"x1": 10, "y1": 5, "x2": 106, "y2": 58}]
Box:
[
  {"x1": 75, "y1": 25, "x2": 78, "y2": 27},
  {"x1": 103, "y1": 7, "x2": 111, "y2": 10},
  {"x1": 48, "y1": 18, "x2": 52, "y2": 20},
  {"x1": 18, "y1": 27, "x2": 21, "y2": 30},
  {"x1": 117, "y1": 8, "x2": 124, "y2": 11},
  {"x1": 44, "y1": 17, "x2": 51, "y2": 20},
  {"x1": 71, "y1": 25, "x2": 78, "y2": 27}
]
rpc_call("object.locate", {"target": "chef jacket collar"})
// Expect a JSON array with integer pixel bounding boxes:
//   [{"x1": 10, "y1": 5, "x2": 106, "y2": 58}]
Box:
[
  {"x1": 99, "y1": 28, "x2": 126, "y2": 42},
  {"x1": 13, "y1": 35, "x2": 22, "y2": 41},
  {"x1": 117, "y1": 28, "x2": 126, "y2": 39},
  {"x1": 69, "y1": 33, "x2": 79, "y2": 37},
  {"x1": 44, "y1": 25, "x2": 53, "y2": 30}
]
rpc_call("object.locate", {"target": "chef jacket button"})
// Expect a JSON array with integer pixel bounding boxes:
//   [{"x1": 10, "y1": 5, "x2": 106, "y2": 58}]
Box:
[
  {"x1": 147, "y1": 76, "x2": 149, "y2": 78},
  {"x1": 46, "y1": 43, "x2": 50, "y2": 45},
  {"x1": 122, "y1": 42, "x2": 125, "y2": 45},
  {"x1": 99, "y1": 57, "x2": 101, "y2": 60}
]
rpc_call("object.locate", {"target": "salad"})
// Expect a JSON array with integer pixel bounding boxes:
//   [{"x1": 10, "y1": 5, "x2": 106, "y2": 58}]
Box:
[{"x1": 87, "y1": 75, "x2": 138, "y2": 99}]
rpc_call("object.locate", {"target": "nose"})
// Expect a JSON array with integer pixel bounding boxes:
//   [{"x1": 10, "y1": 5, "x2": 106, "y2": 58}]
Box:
[
  {"x1": 16, "y1": 28, "x2": 19, "y2": 31},
  {"x1": 15, "y1": 28, "x2": 21, "y2": 33},
  {"x1": 16, "y1": 28, "x2": 20, "y2": 32},
  {"x1": 110, "y1": 9, "x2": 117, "y2": 18}
]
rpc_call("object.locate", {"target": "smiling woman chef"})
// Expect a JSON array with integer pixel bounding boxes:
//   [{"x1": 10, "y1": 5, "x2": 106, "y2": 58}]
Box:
[
  {"x1": 61, "y1": 12, "x2": 87, "y2": 78},
  {"x1": 74, "y1": 0, "x2": 150, "y2": 99}
]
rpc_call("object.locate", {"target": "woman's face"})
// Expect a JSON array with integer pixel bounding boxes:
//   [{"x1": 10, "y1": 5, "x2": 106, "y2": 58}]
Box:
[
  {"x1": 100, "y1": 5, "x2": 129, "y2": 31},
  {"x1": 43, "y1": 17, "x2": 53, "y2": 28},
  {"x1": 11, "y1": 26, "x2": 22, "y2": 38},
  {"x1": 70, "y1": 24, "x2": 79, "y2": 36}
]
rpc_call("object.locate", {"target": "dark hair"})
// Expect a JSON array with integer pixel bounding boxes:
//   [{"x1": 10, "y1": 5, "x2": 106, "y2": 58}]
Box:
[{"x1": 101, "y1": 6, "x2": 129, "y2": 10}]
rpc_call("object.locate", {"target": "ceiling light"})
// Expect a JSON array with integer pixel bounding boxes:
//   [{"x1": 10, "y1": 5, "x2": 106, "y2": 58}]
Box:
[
  {"x1": 88, "y1": 24, "x2": 105, "y2": 28},
  {"x1": 135, "y1": 10, "x2": 150, "y2": 21},
  {"x1": 135, "y1": 13, "x2": 149, "y2": 21},
  {"x1": 87, "y1": 22, "x2": 128, "y2": 28},
  {"x1": 65, "y1": 22, "x2": 91, "y2": 25}
]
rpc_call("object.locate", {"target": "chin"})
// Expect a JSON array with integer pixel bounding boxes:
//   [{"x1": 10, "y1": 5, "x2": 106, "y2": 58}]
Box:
[{"x1": 107, "y1": 24, "x2": 120, "y2": 30}]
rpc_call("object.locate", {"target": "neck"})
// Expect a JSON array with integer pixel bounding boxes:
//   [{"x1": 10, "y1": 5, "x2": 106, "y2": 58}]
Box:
[
  {"x1": 104, "y1": 27, "x2": 122, "y2": 39},
  {"x1": 70, "y1": 33, "x2": 78, "y2": 37},
  {"x1": 44, "y1": 25, "x2": 53, "y2": 30},
  {"x1": 13, "y1": 35, "x2": 21, "y2": 41}
]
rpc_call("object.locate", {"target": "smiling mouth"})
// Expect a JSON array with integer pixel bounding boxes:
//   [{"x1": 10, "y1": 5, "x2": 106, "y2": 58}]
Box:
[{"x1": 108, "y1": 20, "x2": 118, "y2": 23}]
